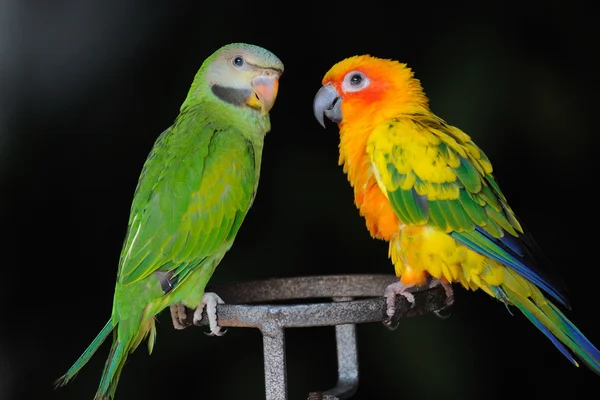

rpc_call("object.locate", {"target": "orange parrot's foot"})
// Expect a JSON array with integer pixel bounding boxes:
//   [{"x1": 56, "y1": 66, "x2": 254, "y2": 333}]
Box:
[
  {"x1": 428, "y1": 279, "x2": 455, "y2": 319},
  {"x1": 193, "y1": 292, "x2": 227, "y2": 337},
  {"x1": 170, "y1": 303, "x2": 190, "y2": 330},
  {"x1": 382, "y1": 281, "x2": 416, "y2": 329}
]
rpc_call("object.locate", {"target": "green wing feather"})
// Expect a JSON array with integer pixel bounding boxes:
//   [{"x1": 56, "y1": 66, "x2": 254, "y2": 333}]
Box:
[
  {"x1": 368, "y1": 114, "x2": 515, "y2": 234},
  {"x1": 367, "y1": 113, "x2": 569, "y2": 306},
  {"x1": 117, "y1": 106, "x2": 257, "y2": 288}
]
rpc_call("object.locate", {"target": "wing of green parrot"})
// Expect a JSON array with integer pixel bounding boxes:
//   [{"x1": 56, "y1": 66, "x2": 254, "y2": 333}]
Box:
[
  {"x1": 117, "y1": 110, "x2": 257, "y2": 289},
  {"x1": 366, "y1": 113, "x2": 569, "y2": 307}
]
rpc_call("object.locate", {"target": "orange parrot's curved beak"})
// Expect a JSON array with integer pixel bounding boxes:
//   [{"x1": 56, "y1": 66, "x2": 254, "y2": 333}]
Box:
[{"x1": 313, "y1": 83, "x2": 342, "y2": 128}]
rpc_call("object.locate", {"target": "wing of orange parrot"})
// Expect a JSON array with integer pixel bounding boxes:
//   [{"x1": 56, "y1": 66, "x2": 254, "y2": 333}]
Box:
[{"x1": 366, "y1": 113, "x2": 569, "y2": 307}]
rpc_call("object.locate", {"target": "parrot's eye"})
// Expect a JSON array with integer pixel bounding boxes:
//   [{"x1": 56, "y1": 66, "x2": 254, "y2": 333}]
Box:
[
  {"x1": 350, "y1": 74, "x2": 363, "y2": 85},
  {"x1": 342, "y1": 71, "x2": 370, "y2": 93},
  {"x1": 232, "y1": 56, "x2": 245, "y2": 67}
]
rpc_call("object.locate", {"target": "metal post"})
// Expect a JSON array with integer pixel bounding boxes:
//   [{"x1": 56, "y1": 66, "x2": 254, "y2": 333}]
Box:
[
  {"x1": 261, "y1": 323, "x2": 288, "y2": 400},
  {"x1": 327, "y1": 323, "x2": 359, "y2": 399},
  {"x1": 187, "y1": 274, "x2": 449, "y2": 400}
]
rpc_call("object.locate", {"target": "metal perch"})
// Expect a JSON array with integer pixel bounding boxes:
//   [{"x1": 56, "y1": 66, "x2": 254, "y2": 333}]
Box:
[{"x1": 184, "y1": 274, "x2": 448, "y2": 400}]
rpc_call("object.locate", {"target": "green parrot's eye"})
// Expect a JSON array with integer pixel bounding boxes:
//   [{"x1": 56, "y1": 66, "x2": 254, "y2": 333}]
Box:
[{"x1": 232, "y1": 56, "x2": 245, "y2": 67}]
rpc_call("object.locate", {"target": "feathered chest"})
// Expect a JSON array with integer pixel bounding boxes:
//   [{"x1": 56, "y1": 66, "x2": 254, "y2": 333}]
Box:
[{"x1": 338, "y1": 125, "x2": 400, "y2": 241}]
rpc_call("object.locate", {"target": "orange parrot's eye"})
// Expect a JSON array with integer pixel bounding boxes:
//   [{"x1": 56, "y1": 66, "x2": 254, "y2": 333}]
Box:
[{"x1": 342, "y1": 71, "x2": 370, "y2": 93}]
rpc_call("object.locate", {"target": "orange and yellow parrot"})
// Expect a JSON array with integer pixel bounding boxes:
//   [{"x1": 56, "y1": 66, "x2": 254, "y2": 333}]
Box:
[{"x1": 313, "y1": 54, "x2": 600, "y2": 373}]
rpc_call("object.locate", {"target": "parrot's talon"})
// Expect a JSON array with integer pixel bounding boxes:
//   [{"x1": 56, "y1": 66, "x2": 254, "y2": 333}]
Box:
[
  {"x1": 382, "y1": 281, "x2": 416, "y2": 328},
  {"x1": 204, "y1": 328, "x2": 228, "y2": 337},
  {"x1": 428, "y1": 278, "x2": 455, "y2": 317},
  {"x1": 170, "y1": 303, "x2": 190, "y2": 330},
  {"x1": 193, "y1": 292, "x2": 226, "y2": 336}
]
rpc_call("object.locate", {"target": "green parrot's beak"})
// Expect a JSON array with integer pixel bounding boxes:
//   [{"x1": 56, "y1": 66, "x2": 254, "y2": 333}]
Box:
[
  {"x1": 248, "y1": 74, "x2": 280, "y2": 115},
  {"x1": 313, "y1": 83, "x2": 342, "y2": 128}
]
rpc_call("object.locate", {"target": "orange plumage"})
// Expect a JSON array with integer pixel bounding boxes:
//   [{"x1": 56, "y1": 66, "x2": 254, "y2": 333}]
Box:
[
  {"x1": 324, "y1": 56, "x2": 431, "y2": 285},
  {"x1": 313, "y1": 54, "x2": 600, "y2": 374}
]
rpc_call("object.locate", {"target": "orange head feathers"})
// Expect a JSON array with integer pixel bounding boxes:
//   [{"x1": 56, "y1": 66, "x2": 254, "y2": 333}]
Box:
[
  {"x1": 313, "y1": 55, "x2": 434, "y2": 242},
  {"x1": 313, "y1": 55, "x2": 429, "y2": 129}
]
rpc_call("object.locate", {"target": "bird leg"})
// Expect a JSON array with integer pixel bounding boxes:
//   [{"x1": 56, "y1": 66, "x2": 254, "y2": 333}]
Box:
[
  {"x1": 428, "y1": 278, "x2": 455, "y2": 319},
  {"x1": 169, "y1": 303, "x2": 190, "y2": 330},
  {"x1": 383, "y1": 281, "x2": 416, "y2": 329},
  {"x1": 193, "y1": 292, "x2": 226, "y2": 337}
]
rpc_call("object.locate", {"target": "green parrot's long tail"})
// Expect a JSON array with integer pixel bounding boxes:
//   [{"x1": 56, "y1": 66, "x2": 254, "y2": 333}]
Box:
[
  {"x1": 94, "y1": 334, "x2": 132, "y2": 400},
  {"x1": 495, "y1": 285, "x2": 600, "y2": 374},
  {"x1": 55, "y1": 311, "x2": 156, "y2": 399},
  {"x1": 54, "y1": 319, "x2": 114, "y2": 388},
  {"x1": 94, "y1": 314, "x2": 157, "y2": 399}
]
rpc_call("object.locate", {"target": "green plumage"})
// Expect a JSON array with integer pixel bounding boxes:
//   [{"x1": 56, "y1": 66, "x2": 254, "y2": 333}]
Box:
[
  {"x1": 369, "y1": 113, "x2": 571, "y2": 305},
  {"x1": 55, "y1": 43, "x2": 283, "y2": 399},
  {"x1": 375, "y1": 114, "x2": 521, "y2": 237},
  {"x1": 495, "y1": 285, "x2": 600, "y2": 374},
  {"x1": 117, "y1": 116, "x2": 257, "y2": 287}
]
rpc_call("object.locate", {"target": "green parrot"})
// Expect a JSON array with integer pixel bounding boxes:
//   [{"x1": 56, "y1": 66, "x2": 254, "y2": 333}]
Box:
[{"x1": 54, "y1": 42, "x2": 284, "y2": 399}]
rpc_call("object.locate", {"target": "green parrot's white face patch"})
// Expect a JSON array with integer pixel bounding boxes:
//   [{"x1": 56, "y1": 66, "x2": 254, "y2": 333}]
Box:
[
  {"x1": 206, "y1": 51, "x2": 257, "y2": 106},
  {"x1": 203, "y1": 45, "x2": 283, "y2": 113},
  {"x1": 205, "y1": 44, "x2": 283, "y2": 90}
]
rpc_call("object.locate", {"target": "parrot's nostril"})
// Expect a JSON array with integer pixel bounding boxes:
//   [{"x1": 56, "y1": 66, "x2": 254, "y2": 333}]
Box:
[{"x1": 328, "y1": 97, "x2": 339, "y2": 111}]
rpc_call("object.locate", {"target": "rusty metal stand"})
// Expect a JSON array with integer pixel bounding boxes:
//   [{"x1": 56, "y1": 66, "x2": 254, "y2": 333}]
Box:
[{"x1": 188, "y1": 274, "x2": 448, "y2": 400}]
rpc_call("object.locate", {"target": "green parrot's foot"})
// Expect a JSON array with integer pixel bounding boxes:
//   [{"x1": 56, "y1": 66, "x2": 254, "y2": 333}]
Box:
[
  {"x1": 193, "y1": 292, "x2": 226, "y2": 337},
  {"x1": 170, "y1": 303, "x2": 191, "y2": 330},
  {"x1": 383, "y1": 281, "x2": 416, "y2": 330},
  {"x1": 428, "y1": 279, "x2": 455, "y2": 319}
]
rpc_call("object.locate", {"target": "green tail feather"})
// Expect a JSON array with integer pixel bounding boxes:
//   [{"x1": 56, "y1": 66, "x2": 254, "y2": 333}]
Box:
[
  {"x1": 94, "y1": 336, "x2": 131, "y2": 400},
  {"x1": 54, "y1": 320, "x2": 114, "y2": 388},
  {"x1": 496, "y1": 286, "x2": 600, "y2": 374}
]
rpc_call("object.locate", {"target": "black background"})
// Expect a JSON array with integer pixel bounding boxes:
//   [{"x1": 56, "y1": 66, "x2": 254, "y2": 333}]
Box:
[{"x1": 1, "y1": 1, "x2": 598, "y2": 399}]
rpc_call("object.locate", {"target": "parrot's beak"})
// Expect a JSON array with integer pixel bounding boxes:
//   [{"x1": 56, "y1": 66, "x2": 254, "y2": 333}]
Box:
[
  {"x1": 248, "y1": 73, "x2": 280, "y2": 115},
  {"x1": 313, "y1": 83, "x2": 342, "y2": 128}
]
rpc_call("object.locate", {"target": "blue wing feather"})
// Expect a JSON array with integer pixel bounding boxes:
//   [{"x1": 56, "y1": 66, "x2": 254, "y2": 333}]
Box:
[{"x1": 452, "y1": 228, "x2": 570, "y2": 308}]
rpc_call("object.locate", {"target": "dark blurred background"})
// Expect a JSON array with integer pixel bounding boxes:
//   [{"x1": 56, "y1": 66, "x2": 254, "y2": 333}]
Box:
[{"x1": 1, "y1": 1, "x2": 598, "y2": 399}]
